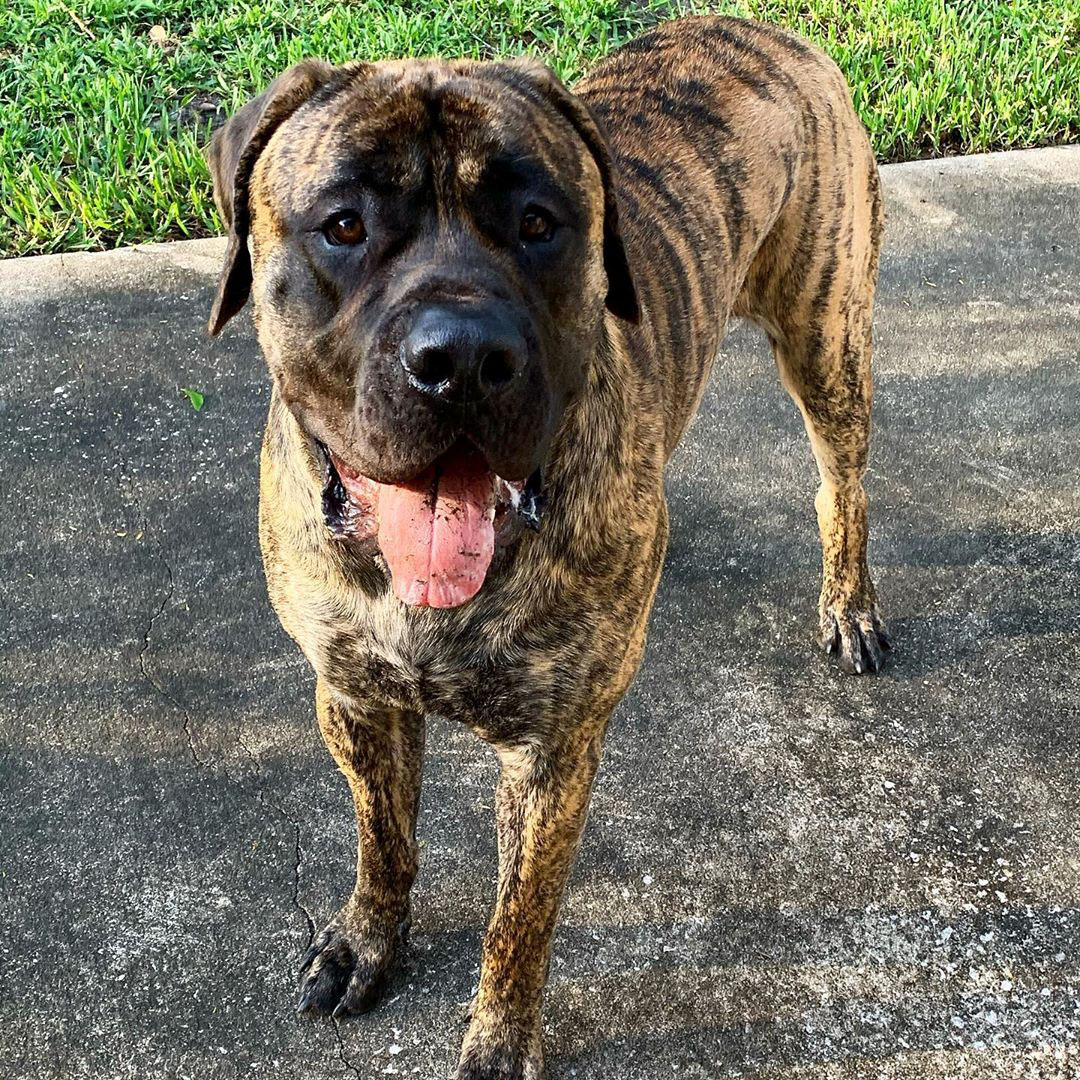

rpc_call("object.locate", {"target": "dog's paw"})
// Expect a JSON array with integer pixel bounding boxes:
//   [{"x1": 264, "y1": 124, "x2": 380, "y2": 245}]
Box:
[
  {"x1": 296, "y1": 908, "x2": 408, "y2": 1019},
  {"x1": 456, "y1": 1046, "x2": 542, "y2": 1080},
  {"x1": 456, "y1": 1018, "x2": 543, "y2": 1080},
  {"x1": 819, "y1": 602, "x2": 891, "y2": 675}
]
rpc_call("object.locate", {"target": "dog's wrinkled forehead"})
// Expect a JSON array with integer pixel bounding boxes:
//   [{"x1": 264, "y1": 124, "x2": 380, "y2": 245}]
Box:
[
  {"x1": 253, "y1": 60, "x2": 599, "y2": 219},
  {"x1": 206, "y1": 55, "x2": 638, "y2": 333}
]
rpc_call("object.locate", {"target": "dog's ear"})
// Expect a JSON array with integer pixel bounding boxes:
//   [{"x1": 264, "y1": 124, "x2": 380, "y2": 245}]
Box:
[
  {"x1": 504, "y1": 59, "x2": 639, "y2": 324},
  {"x1": 205, "y1": 60, "x2": 345, "y2": 336}
]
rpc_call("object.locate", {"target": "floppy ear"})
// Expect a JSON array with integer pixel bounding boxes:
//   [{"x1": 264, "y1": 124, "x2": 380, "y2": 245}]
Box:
[
  {"x1": 205, "y1": 60, "x2": 341, "y2": 336},
  {"x1": 504, "y1": 59, "x2": 639, "y2": 324}
]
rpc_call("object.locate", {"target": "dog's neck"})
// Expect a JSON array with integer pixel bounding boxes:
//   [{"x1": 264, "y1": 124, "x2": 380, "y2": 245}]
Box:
[{"x1": 537, "y1": 315, "x2": 666, "y2": 561}]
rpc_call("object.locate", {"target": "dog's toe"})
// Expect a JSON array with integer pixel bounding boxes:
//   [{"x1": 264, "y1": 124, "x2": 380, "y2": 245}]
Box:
[
  {"x1": 331, "y1": 964, "x2": 388, "y2": 1019},
  {"x1": 297, "y1": 927, "x2": 353, "y2": 1015}
]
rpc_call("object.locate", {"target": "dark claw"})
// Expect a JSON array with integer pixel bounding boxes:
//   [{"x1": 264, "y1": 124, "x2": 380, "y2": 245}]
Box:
[
  {"x1": 838, "y1": 636, "x2": 862, "y2": 675},
  {"x1": 299, "y1": 930, "x2": 331, "y2": 975},
  {"x1": 860, "y1": 625, "x2": 884, "y2": 672},
  {"x1": 332, "y1": 969, "x2": 386, "y2": 1019},
  {"x1": 296, "y1": 957, "x2": 351, "y2": 1016},
  {"x1": 296, "y1": 975, "x2": 320, "y2": 1015},
  {"x1": 457, "y1": 1044, "x2": 529, "y2": 1080},
  {"x1": 820, "y1": 609, "x2": 891, "y2": 675}
]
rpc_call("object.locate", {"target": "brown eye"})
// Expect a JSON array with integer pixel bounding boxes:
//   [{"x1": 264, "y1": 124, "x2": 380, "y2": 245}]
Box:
[
  {"x1": 323, "y1": 212, "x2": 367, "y2": 246},
  {"x1": 520, "y1": 207, "x2": 555, "y2": 243}
]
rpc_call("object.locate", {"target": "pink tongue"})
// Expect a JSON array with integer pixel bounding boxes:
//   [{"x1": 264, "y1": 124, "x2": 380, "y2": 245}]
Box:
[{"x1": 375, "y1": 448, "x2": 495, "y2": 608}]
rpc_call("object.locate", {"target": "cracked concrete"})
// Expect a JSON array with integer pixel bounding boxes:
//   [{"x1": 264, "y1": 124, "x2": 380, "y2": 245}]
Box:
[
  {"x1": 237, "y1": 731, "x2": 318, "y2": 948},
  {"x1": 1, "y1": 147, "x2": 1078, "y2": 1079}
]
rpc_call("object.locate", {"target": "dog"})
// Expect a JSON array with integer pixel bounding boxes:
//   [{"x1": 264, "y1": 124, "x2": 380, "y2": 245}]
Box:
[{"x1": 206, "y1": 15, "x2": 889, "y2": 1078}]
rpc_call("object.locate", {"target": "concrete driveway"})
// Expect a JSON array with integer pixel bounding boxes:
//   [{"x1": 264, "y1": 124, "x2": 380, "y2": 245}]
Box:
[{"x1": 1, "y1": 147, "x2": 1078, "y2": 1079}]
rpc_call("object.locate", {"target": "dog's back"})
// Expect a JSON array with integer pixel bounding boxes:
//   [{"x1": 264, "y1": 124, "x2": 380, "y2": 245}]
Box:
[{"x1": 578, "y1": 16, "x2": 882, "y2": 453}]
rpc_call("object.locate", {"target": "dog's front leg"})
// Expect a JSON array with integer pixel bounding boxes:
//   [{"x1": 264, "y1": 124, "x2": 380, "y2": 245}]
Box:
[
  {"x1": 457, "y1": 727, "x2": 605, "y2": 1080},
  {"x1": 298, "y1": 677, "x2": 423, "y2": 1018}
]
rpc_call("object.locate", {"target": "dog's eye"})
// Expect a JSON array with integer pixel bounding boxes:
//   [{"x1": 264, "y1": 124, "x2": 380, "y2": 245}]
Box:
[
  {"x1": 323, "y1": 212, "x2": 367, "y2": 247},
  {"x1": 520, "y1": 207, "x2": 555, "y2": 243}
]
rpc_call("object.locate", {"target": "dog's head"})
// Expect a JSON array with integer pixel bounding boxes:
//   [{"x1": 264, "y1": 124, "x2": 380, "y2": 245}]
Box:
[{"x1": 207, "y1": 57, "x2": 637, "y2": 608}]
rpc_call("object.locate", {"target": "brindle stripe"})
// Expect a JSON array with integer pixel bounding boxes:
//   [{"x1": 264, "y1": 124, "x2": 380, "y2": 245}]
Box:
[
  {"x1": 808, "y1": 226, "x2": 840, "y2": 331},
  {"x1": 583, "y1": 82, "x2": 749, "y2": 263},
  {"x1": 611, "y1": 182, "x2": 699, "y2": 398},
  {"x1": 603, "y1": 28, "x2": 679, "y2": 59},
  {"x1": 741, "y1": 17, "x2": 817, "y2": 60},
  {"x1": 781, "y1": 148, "x2": 799, "y2": 204},
  {"x1": 595, "y1": 106, "x2": 650, "y2": 133},
  {"x1": 480, "y1": 68, "x2": 592, "y2": 170},
  {"x1": 612, "y1": 182, "x2": 692, "y2": 335},
  {"x1": 612, "y1": 182, "x2": 723, "y2": 433},
  {"x1": 610, "y1": 16, "x2": 815, "y2": 70},
  {"x1": 584, "y1": 83, "x2": 735, "y2": 145},
  {"x1": 698, "y1": 20, "x2": 804, "y2": 98},
  {"x1": 595, "y1": 19, "x2": 815, "y2": 112},
  {"x1": 624, "y1": 17, "x2": 824, "y2": 147},
  {"x1": 593, "y1": 39, "x2": 774, "y2": 104},
  {"x1": 782, "y1": 104, "x2": 823, "y2": 302}
]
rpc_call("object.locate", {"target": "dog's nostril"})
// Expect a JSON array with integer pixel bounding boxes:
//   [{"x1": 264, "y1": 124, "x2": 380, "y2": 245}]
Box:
[
  {"x1": 407, "y1": 346, "x2": 454, "y2": 388},
  {"x1": 479, "y1": 349, "x2": 517, "y2": 389}
]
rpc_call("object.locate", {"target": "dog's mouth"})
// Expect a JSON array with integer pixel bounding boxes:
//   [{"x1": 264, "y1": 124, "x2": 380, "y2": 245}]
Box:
[{"x1": 316, "y1": 439, "x2": 545, "y2": 609}]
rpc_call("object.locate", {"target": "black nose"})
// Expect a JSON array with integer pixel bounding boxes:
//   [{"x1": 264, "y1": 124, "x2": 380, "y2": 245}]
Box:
[{"x1": 400, "y1": 304, "x2": 526, "y2": 402}]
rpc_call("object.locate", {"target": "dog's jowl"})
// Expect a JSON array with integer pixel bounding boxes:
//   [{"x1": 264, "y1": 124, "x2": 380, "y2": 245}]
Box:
[{"x1": 206, "y1": 15, "x2": 889, "y2": 1078}]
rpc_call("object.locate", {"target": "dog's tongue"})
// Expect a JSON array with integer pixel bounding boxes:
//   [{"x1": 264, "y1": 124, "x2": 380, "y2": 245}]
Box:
[{"x1": 375, "y1": 447, "x2": 495, "y2": 609}]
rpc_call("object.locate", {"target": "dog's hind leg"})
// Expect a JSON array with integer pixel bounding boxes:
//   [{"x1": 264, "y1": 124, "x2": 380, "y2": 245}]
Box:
[
  {"x1": 297, "y1": 679, "x2": 423, "y2": 1018},
  {"x1": 756, "y1": 158, "x2": 889, "y2": 673},
  {"x1": 773, "y1": 301, "x2": 889, "y2": 673}
]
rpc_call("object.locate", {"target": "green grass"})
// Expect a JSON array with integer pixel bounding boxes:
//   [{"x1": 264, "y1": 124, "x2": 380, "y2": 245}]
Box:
[{"x1": 1, "y1": 0, "x2": 1078, "y2": 257}]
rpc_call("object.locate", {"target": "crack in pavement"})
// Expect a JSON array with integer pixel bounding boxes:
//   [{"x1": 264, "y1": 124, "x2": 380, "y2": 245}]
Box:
[
  {"x1": 137, "y1": 559, "x2": 354, "y2": 1074},
  {"x1": 238, "y1": 733, "x2": 318, "y2": 946},
  {"x1": 134, "y1": 538, "x2": 316, "y2": 943},
  {"x1": 332, "y1": 1018, "x2": 364, "y2": 1080},
  {"x1": 135, "y1": 549, "x2": 213, "y2": 771}
]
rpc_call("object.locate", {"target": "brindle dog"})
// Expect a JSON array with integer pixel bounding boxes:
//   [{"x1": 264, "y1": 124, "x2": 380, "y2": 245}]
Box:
[{"x1": 206, "y1": 15, "x2": 889, "y2": 1078}]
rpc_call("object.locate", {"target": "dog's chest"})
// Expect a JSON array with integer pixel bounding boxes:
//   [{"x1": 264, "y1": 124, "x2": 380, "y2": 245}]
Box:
[{"x1": 311, "y1": 602, "x2": 543, "y2": 739}]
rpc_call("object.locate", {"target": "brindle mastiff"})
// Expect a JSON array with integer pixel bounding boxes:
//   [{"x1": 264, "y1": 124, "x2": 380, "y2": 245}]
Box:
[{"x1": 206, "y1": 15, "x2": 889, "y2": 1077}]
